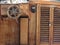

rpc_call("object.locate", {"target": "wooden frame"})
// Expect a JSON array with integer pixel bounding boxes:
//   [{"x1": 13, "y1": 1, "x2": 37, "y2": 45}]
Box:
[
  {"x1": 36, "y1": 4, "x2": 40, "y2": 45},
  {"x1": 36, "y1": 3, "x2": 60, "y2": 45},
  {"x1": 1, "y1": 1, "x2": 60, "y2": 45}
]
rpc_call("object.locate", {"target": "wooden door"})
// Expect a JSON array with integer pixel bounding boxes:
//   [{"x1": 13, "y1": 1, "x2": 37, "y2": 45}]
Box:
[
  {"x1": 37, "y1": 5, "x2": 60, "y2": 45},
  {"x1": 52, "y1": 7, "x2": 60, "y2": 45}
]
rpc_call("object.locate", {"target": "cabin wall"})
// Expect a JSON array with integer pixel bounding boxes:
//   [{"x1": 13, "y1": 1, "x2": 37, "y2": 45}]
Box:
[
  {"x1": 0, "y1": 3, "x2": 37, "y2": 45},
  {"x1": 1, "y1": 0, "x2": 60, "y2": 45}
]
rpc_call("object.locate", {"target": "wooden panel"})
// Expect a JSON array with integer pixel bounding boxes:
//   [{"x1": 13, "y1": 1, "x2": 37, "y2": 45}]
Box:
[
  {"x1": 0, "y1": 17, "x2": 19, "y2": 45},
  {"x1": 36, "y1": 4, "x2": 40, "y2": 45},
  {"x1": 53, "y1": 8, "x2": 60, "y2": 44},
  {"x1": 29, "y1": 4, "x2": 36, "y2": 45},
  {"x1": 49, "y1": 7, "x2": 54, "y2": 45},
  {"x1": 20, "y1": 18, "x2": 29, "y2": 45},
  {"x1": 1, "y1": 5, "x2": 19, "y2": 15},
  {"x1": 40, "y1": 43, "x2": 49, "y2": 45},
  {"x1": 0, "y1": 5, "x2": 1, "y2": 15},
  {"x1": 40, "y1": 7, "x2": 50, "y2": 45}
]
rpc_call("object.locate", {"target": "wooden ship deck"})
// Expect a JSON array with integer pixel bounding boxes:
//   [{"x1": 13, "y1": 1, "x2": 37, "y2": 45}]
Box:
[{"x1": 0, "y1": 0, "x2": 60, "y2": 45}]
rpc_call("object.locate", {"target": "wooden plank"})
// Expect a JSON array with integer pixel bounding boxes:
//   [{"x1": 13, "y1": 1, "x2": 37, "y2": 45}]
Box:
[
  {"x1": 20, "y1": 18, "x2": 29, "y2": 45},
  {"x1": 7, "y1": 18, "x2": 19, "y2": 45},
  {"x1": 50, "y1": 7, "x2": 54, "y2": 45},
  {"x1": 0, "y1": 18, "x2": 9, "y2": 45},
  {"x1": 0, "y1": 18, "x2": 19, "y2": 45},
  {"x1": 34, "y1": 1, "x2": 60, "y2": 6},
  {"x1": 36, "y1": 4, "x2": 41, "y2": 45},
  {"x1": 29, "y1": 4, "x2": 36, "y2": 45},
  {"x1": 40, "y1": 43, "x2": 49, "y2": 45},
  {"x1": 0, "y1": 5, "x2": 1, "y2": 15}
]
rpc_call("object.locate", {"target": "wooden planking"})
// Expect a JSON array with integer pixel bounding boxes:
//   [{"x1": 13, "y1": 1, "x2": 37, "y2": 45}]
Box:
[
  {"x1": 7, "y1": 18, "x2": 19, "y2": 45},
  {"x1": 0, "y1": 17, "x2": 19, "y2": 45},
  {"x1": 0, "y1": 18, "x2": 9, "y2": 45},
  {"x1": 20, "y1": 18, "x2": 29, "y2": 45}
]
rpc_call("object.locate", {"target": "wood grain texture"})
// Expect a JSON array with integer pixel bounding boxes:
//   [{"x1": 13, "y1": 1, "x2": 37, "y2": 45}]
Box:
[
  {"x1": 1, "y1": 1, "x2": 60, "y2": 45},
  {"x1": 36, "y1": 4, "x2": 40, "y2": 45},
  {"x1": 0, "y1": 5, "x2": 1, "y2": 15},
  {"x1": 0, "y1": 18, "x2": 19, "y2": 45},
  {"x1": 20, "y1": 18, "x2": 29, "y2": 45},
  {"x1": 29, "y1": 4, "x2": 36, "y2": 45},
  {"x1": 50, "y1": 7, "x2": 54, "y2": 45},
  {"x1": 1, "y1": 5, "x2": 19, "y2": 16}
]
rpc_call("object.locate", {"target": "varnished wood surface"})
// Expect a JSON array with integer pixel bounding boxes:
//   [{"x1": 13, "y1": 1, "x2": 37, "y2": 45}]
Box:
[
  {"x1": 1, "y1": 1, "x2": 60, "y2": 45},
  {"x1": 1, "y1": 5, "x2": 19, "y2": 15},
  {"x1": 0, "y1": 17, "x2": 19, "y2": 45},
  {"x1": 20, "y1": 18, "x2": 29, "y2": 45},
  {"x1": 36, "y1": 4, "x2": 40, "y2": 45},
  {"x1": 0, "y1": 5, "x2": 1, "y2": 15},
  {"x1": 0, "y1": 3, "x2": 36, "y2": 45},
  {"x1": 28, "y1": 3, "x2": 37, "y2": 45},
  {"x1": 50, "y1": 7, "x2": 54, "y2": 45}
]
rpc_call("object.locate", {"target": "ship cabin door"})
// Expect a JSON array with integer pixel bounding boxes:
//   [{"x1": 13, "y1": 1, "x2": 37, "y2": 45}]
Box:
[{"x1": 36, "y1": 5, "x2": 60, "y2": 45}]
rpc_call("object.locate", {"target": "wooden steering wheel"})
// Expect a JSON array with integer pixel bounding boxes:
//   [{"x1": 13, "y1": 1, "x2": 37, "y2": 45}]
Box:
[{"x1": 7, "y1": 5, "x2": 21, "y2": 19}]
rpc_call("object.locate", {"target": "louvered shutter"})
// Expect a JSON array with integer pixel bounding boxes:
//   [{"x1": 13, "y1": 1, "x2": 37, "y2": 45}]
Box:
[
  {"x1": 40, "y1": 7, "x2": 50, "y2": 44},
  {"x1": 53, "y1": 8, "x2": 60, "y2": 44}
]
